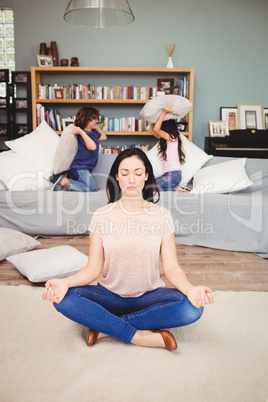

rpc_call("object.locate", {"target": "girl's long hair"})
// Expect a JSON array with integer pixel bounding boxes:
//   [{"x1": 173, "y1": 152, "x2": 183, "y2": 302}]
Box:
[
  {"x1": 158, "y1": 119, "x2": 185, "y2": 164},
  {"x1": 106, "y1": 148, "x2": 160, "y2": 204}
]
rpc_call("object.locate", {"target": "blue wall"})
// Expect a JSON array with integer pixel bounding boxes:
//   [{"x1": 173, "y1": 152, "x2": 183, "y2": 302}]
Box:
[{"x1": 1, "y1": 0, "x2": 267, "y2": 148}]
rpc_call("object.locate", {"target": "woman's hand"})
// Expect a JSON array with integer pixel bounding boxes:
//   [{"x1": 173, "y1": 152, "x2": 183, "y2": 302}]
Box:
[
  {"x1": 42, "y1": 278, "x2": 69, "y2": 304},
  {"x1": 186, "y1": 286, "x2": 214, "y2": 308}
]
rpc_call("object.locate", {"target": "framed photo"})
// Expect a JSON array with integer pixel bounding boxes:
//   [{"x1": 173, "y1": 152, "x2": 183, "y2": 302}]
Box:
[
  {"x1": 220, "y1": 107, "x2": 238, "y2": 131},
  {"x1": 209, "y1": 120, "x2": 229, "y2": 137},
  {"x1": 237, "y1": 103, "x2": 264, "y2": 129},
  {"x1": 16, "y1": 124, "x2": 28, "y2": 136},
  {"x1": 13, "y1": 72, "x2": 28, "y2": 84},
  {"x1": 37, "y1": 54, "x2": 53, "y2": 67},
  {"x1": 177, "y1": 120, "x2": 188, "y2": 132},
  {"x1": 54, "y1": 88, "x2": 64, "y2": 99},
  {"x1": 15, "y1": 98, "x2": 28, "y2": 109},
  {"x1": 0, "y1": 123, "x2": 8, "y2": 135},
  {"x1": 264, "y1": 108, "x2": 268, "y2": 130},
  {"x1": 0, "y1": 98, "x2": 7, "y2": 108},
  {"x1": 62, "y1": 118, "x2": 74, "y2": 129},
  {"x1": 157, "y1": 78, "x2": 174, "y2": 94},
  {"x1": 0, "y1": 69, "x2": 8, "y2": 82}
]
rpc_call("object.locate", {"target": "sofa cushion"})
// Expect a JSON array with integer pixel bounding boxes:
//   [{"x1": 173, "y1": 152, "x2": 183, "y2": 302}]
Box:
[{"x1": 53, "y1": 124, "x2": 78, "y2": 175}]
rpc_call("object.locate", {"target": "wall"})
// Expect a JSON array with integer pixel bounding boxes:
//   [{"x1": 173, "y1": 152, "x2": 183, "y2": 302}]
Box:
[{"x1": 1, "y1": 0, "x2": 267, "y2": 148}]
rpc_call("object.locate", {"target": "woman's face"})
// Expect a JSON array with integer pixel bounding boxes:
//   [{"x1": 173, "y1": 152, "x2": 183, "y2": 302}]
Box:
[{"x1": 116, "y1": 156, "x2": 148, "y2": 198}]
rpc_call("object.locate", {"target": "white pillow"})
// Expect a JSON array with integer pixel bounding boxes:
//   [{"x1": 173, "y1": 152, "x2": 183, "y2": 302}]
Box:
[
  {"x1": 192, "y1": 158, "x2": 253, "y2": 194},
  {"x1": 146, "y1": 143, "x2": 163, "y2": 178},
  {"x1": 7, "y1": 245, "x2": 88, "y2": 282},
  {"x1": 0, "y1": 227, "x2": 40, "y2": 261},
  {"x1": 180, "y1": 134, "x2": 213, "y2": 185},
  {"x1": 53, "y1": 123, "x2": 78, "y2": 175},
  {"x1": 5, "y1": 120, "x2": 60, "y2": 179},
  {"x1": 0, "y1": 150, "x2": 51, "y2": 190},
  {"x1": 146, "y1": 134, "x2": 213, "y2": 184},
  {"x1": 140, "y1": 95, "x2": 192, "y2": 123}
]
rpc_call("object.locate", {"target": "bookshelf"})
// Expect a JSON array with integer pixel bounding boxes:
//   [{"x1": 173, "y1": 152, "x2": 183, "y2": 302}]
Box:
[
  {"x1": 11, "y1": 71, "x2": 32, "y2": 138},
  {"x1": 31, "y1": 67, "x2": 194, "y2": 141}
]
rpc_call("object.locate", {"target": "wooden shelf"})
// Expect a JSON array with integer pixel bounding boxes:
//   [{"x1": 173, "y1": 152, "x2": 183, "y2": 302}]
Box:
[{"x1": 31, "y1": 66, "x2": 194, "y2": 142}]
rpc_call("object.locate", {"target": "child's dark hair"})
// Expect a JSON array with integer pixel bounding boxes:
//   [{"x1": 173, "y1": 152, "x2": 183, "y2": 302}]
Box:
[
  {"x1": 158, "y1": 119, "x2": 185, "y2": 164},
  {"x1": 74, "y1": 106, "x2": 99, "y2": 129},
  {"x1": 106, "y1": 148, "x2": 160, "y2": 204}
]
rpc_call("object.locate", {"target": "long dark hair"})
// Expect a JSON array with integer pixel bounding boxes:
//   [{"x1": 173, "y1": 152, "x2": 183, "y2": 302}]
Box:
[
  {"x1": 106, "y1": 148, "x2": 160, "y2": 203},
  {"x1": 158, "y1": 119, "x2": 185, "y2": 164}
]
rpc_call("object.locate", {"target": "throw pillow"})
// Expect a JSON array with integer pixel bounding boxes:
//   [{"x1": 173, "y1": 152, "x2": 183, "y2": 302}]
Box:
[
  {"x1": 0, "y1": 150, "x2": 51, "y2": 190},
  {"x1": 192, "y1": 158, "x2": 253, "y2": 193},
  {"x1": 7, "y1": 245, "x2": 88, "y2": 282},
  {"x1": 53, "y1": 123, "x2": 78, "y2": 175},
  {"x1": 146, "y1": 135, "x2": 213, "y2": 185},
  {"x1": 140, "y1": 95, "x2": 192, "y2": 123},
  {"x1": 0, "y1": 227, "x2": 40, "y2": 261},
  {"x1": 5, "y1": 120, "x2": 60, "y2": 179}
]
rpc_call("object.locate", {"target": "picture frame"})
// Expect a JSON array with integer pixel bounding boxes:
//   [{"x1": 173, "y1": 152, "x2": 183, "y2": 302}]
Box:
[
  {"x1": 0, "y1": 69, "x2": 8, "y2": 82},
  {"x1": 62, "y1": 118, "x2": 75, "y2": 129},
  {"x1": 16, "y1": 124, "x2": 28, "y2": 136},
  {"x1": 209, "y1": 120, "x2": 229, "y2": 137},
  {"x1": 0, "y1": 98, "x2": 7, "y2": 108},
  {"x1": 15, "y1": 98, "x2": 28, "y2": 109},
  {"x1": 177, "y1": 119, "x2": 188, "y2": 132},
  {"x1": 264, "y1": 108, "x2": 268, "y2": 130},
  {"x1": 13, "y1": 72, "x2": 28, "y2": 84},
  {"x1": 220, "y1": 107, "x2": 238, "y2": 131},
  {"x1": 237, "y1": 103, "x2": 264, "y2": 129},
  {"x1": 0, "y1": 123, "x2": 8, "y2": 135},
  {"x1": 54, "y1": 88, "x2": 64, "y2": 99},
  {"x1": 37, "y1": 54, "x2": 53, "y2": 67},
  {"x1": 157, "y1": 78, "x2": 174, "y2": 94}
]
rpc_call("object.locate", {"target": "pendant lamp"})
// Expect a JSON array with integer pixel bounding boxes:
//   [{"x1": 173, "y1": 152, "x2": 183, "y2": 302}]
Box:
[{"x1": 64, "y1": 0, "x2": 135, "y2": 28}]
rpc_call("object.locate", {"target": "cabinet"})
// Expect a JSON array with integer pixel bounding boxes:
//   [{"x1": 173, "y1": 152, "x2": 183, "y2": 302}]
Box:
[
  {"x1": 31, "y1": 66, "x2": 194, "y2": 141},
  {"x1": 0, "y1": 69, "x2": 12, "y2": 140},
  {"x1": 11, "y1": 71, "x2": 32, "y2": 138}
]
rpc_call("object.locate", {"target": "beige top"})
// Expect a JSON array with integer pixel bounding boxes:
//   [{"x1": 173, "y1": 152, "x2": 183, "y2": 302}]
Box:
[{"x1": 89, "y1": 202, "x2": 174, "y2": 297}]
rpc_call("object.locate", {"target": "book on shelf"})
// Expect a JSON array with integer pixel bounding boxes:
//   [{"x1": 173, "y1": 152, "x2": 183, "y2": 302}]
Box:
[
  {"x1": 38, "y1": 83, "x2": 158, "y2": 101},
  {"x1": 36, "y1": 103, "x2": 62, "y2": 131}
]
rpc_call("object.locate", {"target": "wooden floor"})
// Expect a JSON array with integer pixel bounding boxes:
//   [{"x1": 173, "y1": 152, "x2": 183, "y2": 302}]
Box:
[{"x1": 1, "y1": 236, "x2": 267, "y2": 291}]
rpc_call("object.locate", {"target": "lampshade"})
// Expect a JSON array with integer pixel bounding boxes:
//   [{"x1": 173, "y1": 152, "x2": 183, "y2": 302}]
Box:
[{"x1": 64, "y1": 0, "x2": 135, "y2": 28}]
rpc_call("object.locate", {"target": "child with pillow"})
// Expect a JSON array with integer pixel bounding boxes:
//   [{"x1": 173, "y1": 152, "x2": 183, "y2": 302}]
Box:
[
  {"x1": 149, "y1": 106, "x2": 188, "y2": 192},
  {"x1": 53, "y1": 106, "x2": 107, "y2": 192}
]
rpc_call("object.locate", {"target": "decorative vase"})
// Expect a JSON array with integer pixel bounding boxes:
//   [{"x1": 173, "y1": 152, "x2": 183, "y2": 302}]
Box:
[
  {"x1": 51, "y1": 41, "x2": 59, "y2": 66},
  {"x1": 166, "y1": 56, "x2": 174, "y2": 68},
  {"x1": 39, "y1": 43, "x2": 47, "y2": 55}
]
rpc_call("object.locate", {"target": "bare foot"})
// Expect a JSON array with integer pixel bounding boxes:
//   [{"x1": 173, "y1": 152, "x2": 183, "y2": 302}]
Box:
[
  {"x1": 130, "y1": 330, "x2": 165, "y2": 348},
  {"x1": 97, "y1": 332, "x2": 110, "y2": 340},
  {"x1": 61, "y1": 177, "x2": 70, "y2": 187}
]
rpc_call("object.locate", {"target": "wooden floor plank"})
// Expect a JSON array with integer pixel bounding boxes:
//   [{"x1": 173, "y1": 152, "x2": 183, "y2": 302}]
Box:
[{"x1": 0, "y1": 237, "x2": 267, "y2": 291}]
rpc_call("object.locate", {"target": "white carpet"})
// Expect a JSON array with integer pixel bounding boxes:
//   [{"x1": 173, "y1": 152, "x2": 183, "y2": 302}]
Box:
[{"x1": 0, "y1": 286, "x2": 267, "y2": 402}]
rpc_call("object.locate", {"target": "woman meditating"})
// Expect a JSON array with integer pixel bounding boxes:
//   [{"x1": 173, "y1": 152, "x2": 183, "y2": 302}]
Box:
[{"x1": 42, "y1": 148, "x2": 214, "y2": 351}]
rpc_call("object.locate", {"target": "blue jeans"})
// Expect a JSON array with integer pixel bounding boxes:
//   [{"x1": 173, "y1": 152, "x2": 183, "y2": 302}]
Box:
[
  {"x1": 156, "y1": 170, "x2": 182, "y2": 191},
  {"x1": 54, "y1": 285, "x2": 203, "y2": 344},
  {"x1": 68, "y1": 169, "x2": 98, "y2": 192}
]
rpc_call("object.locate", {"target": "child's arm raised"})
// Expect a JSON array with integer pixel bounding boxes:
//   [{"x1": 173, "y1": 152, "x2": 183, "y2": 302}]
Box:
[
  {"x1": 72, "y1": 126, "x2": 97, "y2": 150},
  {"x1": 150, "y1": 106, "x2": 172, "y2": 141},
  {"x1": 95, "y1": 125, "x2": 107, "y2": 141}
]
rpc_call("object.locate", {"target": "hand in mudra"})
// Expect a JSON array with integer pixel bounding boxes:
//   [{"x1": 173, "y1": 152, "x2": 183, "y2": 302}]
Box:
[
  {"x1": 42, "y1": 278, "x2": 69, "y2": 304},
  {"x1": 186, "y1": 286, "x2": 214, "y2": 308}
]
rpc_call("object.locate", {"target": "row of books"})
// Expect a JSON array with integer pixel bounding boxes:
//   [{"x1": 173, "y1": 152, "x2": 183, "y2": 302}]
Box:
[
  {"x1": 38, "y1": 83, "x2": 159, "y2": 100},
  {"x1": 36, "y1": 104, "x2": 148, "y2": 133},
  {"x1": 99, "y1": 144, "x2": 150, "y2": 154},
  {"x1": 103, "y1": 116, "x2": 147, "y2": 132}
]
